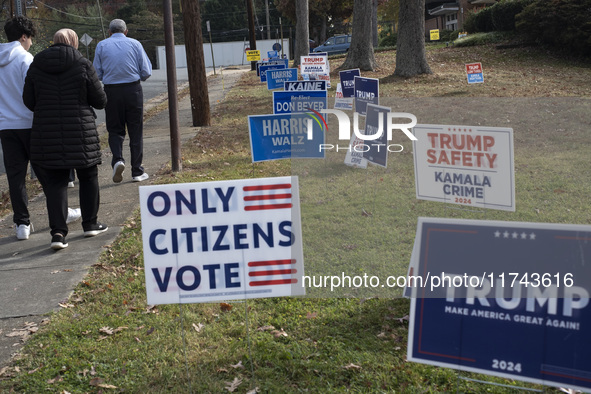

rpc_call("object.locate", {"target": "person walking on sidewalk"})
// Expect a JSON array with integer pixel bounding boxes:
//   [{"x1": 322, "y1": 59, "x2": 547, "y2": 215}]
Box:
[
  {"x1": 23, "y1": 28, "x2": 108, "y2": 250},
  {"x1": 0, "y1": 16, "x2": 37, "y2": 240},
  {"x1": 93, "y1": 19, "x2": 152, "y2": 183}
]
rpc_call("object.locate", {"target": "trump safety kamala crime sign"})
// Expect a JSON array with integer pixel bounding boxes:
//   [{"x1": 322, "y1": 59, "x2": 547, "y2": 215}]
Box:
[
  {"x1": 412, "y1": 124, "x2": 515, "y2": 211},
  {"x1": 139, "y1": 176, "x2": 305, "y2": 305}
]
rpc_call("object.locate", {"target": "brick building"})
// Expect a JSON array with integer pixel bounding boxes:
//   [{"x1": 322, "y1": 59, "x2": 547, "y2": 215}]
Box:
[{"x1": 425, "y1": 0, "x2": 497, "y2": 34}]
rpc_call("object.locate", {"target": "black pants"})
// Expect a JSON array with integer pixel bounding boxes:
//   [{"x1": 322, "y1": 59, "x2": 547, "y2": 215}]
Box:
[
  {"x1": 32, "y1": 165, "x2": 100, "y2": 237},
  {"x1": 0, "y1": 129, "x2": 31, "y2": 226},
  {"x1": 104, "y1": 82, "x2": 145, "y2": 177}
]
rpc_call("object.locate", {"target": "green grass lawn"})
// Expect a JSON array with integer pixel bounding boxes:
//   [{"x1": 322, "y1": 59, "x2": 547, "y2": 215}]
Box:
[{"x1": 1, "y1": 42, "x2": 590, "y2": 393}]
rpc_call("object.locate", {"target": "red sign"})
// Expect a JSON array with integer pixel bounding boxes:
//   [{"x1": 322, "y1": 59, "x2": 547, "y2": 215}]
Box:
[{"x1": 466, "y1": 62, "x2": 483, "y2": 74}]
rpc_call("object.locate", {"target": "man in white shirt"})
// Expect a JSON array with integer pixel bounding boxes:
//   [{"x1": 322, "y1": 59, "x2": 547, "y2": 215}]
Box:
[{"x1": 0, "y1": 16, "x2": 36, "y2": 240}]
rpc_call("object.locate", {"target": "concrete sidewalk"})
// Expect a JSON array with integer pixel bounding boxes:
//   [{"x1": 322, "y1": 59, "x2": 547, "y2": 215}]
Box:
[{"x1": 0, "y1": 66, "x2": 249, "y2": 368}]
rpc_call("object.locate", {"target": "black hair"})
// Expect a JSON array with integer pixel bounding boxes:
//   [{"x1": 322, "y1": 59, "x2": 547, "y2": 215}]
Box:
[{"x1": 4, "y1": 16, "x2": 37, "y2": 42}]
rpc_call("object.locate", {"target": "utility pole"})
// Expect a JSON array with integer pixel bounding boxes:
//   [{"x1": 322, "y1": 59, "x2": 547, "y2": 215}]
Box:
[
  {"x1": 246, "y1": 0, "x2": 257, "y2": 70},
  {"x1": 265, "y1": 0, "x2": 271, "y2": 40},
  {"x1": 181, "y1": 0, "x2": 210, "y2": 127},
  {"x1": 163, "y1": 0, "x2": 181, "y2": 172}
]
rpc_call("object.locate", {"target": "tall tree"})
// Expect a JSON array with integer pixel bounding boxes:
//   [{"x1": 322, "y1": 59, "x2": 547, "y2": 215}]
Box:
[
  {"x1": 293, "y1": 0, "x2": 308, "y2": 67},
  {"x1": 181, "y1": 0, "x2": 210, "y2": 127},
  {"x1": 339, "y1": 0, "x2": 377, "y2": 71},
  {"x1": 394, "y1": 0, "x2": 431, "y2": 77}
]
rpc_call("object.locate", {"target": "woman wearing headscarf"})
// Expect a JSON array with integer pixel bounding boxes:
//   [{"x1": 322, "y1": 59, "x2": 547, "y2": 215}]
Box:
[{"x1": 23, "y1": 28, "x2": 108, "y2": 250}]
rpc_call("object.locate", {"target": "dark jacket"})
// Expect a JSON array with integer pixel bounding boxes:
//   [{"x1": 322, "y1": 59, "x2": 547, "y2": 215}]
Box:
[{"x1": 23, "y1": 43, "x2": 107, "y2": 169}]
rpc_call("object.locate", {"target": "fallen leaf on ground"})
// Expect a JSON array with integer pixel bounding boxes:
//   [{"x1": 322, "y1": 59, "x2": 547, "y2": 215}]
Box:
[
  {"x1": 220, "y1": 302, "x2": 233, "y2": 312},
  {"x1": 225, "y1": 377, "x2": 242, "y2": 392},
  {"x1": 230, "y1": 361, "x2": 244, "y2": 369},
  {"x1": 6, "y1": 331, "x2": 27, "y2": 337},
  {"x1": 256, "y1": 325, "x2": 275, "y2": 331},
  {"x1": 343, "y1": 363, "x2": 362, "y2": 370},
  {"x1": 89, "y1": 377, "x2": 105, "y2": 386},
  {"x1": 306, "y1": 312, "x2": 318, "y2": 319},
  {"x1": 192, "y1": 323, "x2": 204, "y2": 332},
  {"x1": 271, "y1": 329, "x2": 288, "y2": 338},
  {"x1": 47, "y1": 375, "x2": 63, "y2": 384},
  {"x1": 246, "y1": 388, "x2": 260, "y2": 394}
]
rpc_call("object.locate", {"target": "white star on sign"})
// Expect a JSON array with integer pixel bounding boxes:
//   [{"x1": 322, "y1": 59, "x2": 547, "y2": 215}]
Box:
[
  {"x1": 494, "y1": 231, "x2": 501, "y2": 238},
  {"x1": 503, "y1": 231, "x2": 510, "y2": 238},
  {"x1": 512, "y1": 232, "x2": 519, "y2": 239},
  {"x1": 529, "y1": 232, "x2": 536, "y2": 240},
  {"x1": 521, "y1": 232, "x2": 528, "y2": 239}
]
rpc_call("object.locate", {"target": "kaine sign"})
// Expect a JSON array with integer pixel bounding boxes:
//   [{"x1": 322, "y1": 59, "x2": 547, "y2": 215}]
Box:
[
  {"x1": 139, "y1": 177, "x2": 305, "y2": 304},
  {"x1": 248, "y1": 113, "x2": 325, "y2": 162},
  {"x1": 407, "y1": 217, "x2": 591, "y2": 392},
  {"x1": 266, "y1": 68, "x2": 298, "y2": 90},
  {"x1": 284, "y1": 80, "x2": 326, "y2": 91}
]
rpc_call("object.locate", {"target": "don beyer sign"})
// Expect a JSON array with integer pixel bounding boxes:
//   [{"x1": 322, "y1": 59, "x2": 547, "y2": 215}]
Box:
[
  {"x1": 139, "y1": 176, "x2": 305, "y2": 305},
  {"x1": 413, "y1": 124, "x2": 515, "y2": 211}
]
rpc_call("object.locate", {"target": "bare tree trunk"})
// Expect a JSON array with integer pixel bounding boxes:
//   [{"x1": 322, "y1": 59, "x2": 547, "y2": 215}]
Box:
[
  {"x1": 372, "y1": 0, "x2": 378, "y2": 47},
  {"x1": 181, "y1": 0, "x2": 210, "y2": 127},
  {"x1": 394, "y1": 0, "x2": 432, "y2": 77},
  {"x1": 339, "y1": 0, "x2": 377, "y2": 71},
  {"x1": 293, "y1": 0, "x2": 309, "y2": 67},
  {"x1": 320, "y1": 17, "x2": 327, "y2": 44}
]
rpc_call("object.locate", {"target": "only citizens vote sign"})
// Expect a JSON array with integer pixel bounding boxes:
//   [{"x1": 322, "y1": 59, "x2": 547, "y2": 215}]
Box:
[{"x1": 139, "y1": 177, "x2": 305, "y2": 304}]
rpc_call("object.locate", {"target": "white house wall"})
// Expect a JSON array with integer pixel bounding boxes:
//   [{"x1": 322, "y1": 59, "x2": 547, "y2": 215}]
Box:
[{"x1": 156, "y1": 39, "x2": 290, "y2": 69}]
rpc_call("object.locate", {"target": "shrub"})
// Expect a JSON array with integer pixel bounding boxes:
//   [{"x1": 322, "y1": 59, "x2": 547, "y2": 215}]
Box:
[
  {"x1": 491, "y1": 0, "x2": 535, "y2": 31},
  {"x1": 463, "y1": 0, "x2": 533, "y2": 33},
  {"x1": 379, "y1": 32, "x2": 397, "y2": 47},
  {"x1": 439, "y1": 29, "x2": 459, "y2": 42},
  {"x1": 516, "y1": 0, "x2": 591, "y2": 57}
]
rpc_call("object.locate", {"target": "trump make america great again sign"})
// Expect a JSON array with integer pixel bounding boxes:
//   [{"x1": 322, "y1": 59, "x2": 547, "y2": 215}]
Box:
[{"x1": 139, "y1": 177, "x2": 305, "y2": 304}]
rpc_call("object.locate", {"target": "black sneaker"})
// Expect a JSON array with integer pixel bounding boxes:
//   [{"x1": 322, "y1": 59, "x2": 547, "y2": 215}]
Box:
[
  {"x1": 84, "y1": 222, "x2": 108, "y2": 237},
  {"x1": 50, "y1": 233, "x2": 68, "y2": 250}
]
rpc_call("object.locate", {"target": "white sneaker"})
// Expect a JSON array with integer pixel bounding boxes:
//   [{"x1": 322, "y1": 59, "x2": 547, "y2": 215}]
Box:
[
  {"x1": 66, "y1": 208, "x2": 81, "y2": 224},
  {"x1": 132, "y1": 173, "x2": 149, "y2": 182},
  {"x1": 15, "y1": 223, "x2": 32, "y2": 240},
  {"x1": 112, "y1": 161, "x2": 125, "y2": 183}
]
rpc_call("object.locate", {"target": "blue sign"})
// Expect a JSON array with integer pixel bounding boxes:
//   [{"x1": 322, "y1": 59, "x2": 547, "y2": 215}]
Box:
[
  {"x1": 272, "y1": 43, "x2": 282, "y2": 51},
  {"x1": 273, "y1": 90, "x2": 327, "y2": 114},
  {"x1": 260, "y1": 63, "x2": 286, "y2": 83},
  {"x1": 257, "y1": 59, "x2": 289, "y2": 76},
  {"x1": 248, "y1": 113, "x2": 325, "y2": 162},
  {"x1": 339, "y1": 69, "x2": 360, "y2": 98},
  {"x1": 362, "y1": 104, "x2": 390, "y2": 168},
  {"x1": 468, "y1": 72, "x2": 484, "y2": 84},
  {"x1": 284, "y1": 81, "x2": 326, "y2": 92},
  {"x1": 408, "y1": 217, "x2": 591, "y2": 392},
  {"x1": 266, "y1": 68, "x2": 298, "y2": 90},
  {"x1": 354, "y1": 76, "x2": 379, "y2": 116}
]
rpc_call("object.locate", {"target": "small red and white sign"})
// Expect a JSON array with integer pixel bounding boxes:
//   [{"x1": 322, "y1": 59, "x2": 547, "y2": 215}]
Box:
[
  {"x1": 139, "y1": 176, "x2": 305, "y2": 304},
  {"x1": 465, "y1": 62, "x2": 484, "y2": 84}
]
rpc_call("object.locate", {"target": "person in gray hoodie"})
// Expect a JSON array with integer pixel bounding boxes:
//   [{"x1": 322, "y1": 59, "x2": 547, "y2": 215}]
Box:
[{"x1": 0, "y1": 16, "x2": 36, "y2": 240}]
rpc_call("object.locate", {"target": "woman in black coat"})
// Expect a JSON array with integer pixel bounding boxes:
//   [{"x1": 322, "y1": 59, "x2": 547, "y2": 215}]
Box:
[{"x1": 23, "y1": 28, "x2": 109, "y2": 250}]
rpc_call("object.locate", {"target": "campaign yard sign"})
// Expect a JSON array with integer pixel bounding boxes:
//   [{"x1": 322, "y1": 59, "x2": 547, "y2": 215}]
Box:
[
  {"x1": 300, "y1": 54, "x2": 329, "y2": 75},
  {"x1": 339, "y1": 69, "x2": 360, "y2": 98},
  {"x1": 248, "y1": 113, "x2": 325, "y2": 162},
  {"x1": 362, "y1": 104, "x2": 391, "y2": 168},
  {"x1": 466, "y1": 62, "x2": 484, "y2": 84},
  {"x1": 139, "y1": 176, "x2": 305, "y2": 304},
  {"x1": 273, "y1": 90, "x2": 327, "y2": 115},
  {"x1": 354, "y1": 76, "x2": 379, "y2": 116},
  {"x1": 407, "y1": 217, "x2": 591, "y2": 392},
  {"x1": 267, "y1": 68, "x2": 298, "y2": 90},
  {"x1": 334, "y1": 83, "x2": 354, "y2": 111},
  {"x1": 412, "y1": 124, "x2": 515, "y2": 211},
  {"x1": 257, "y1": 59, "x2": 289, "y2": 77},
  {"x1": 260, "y1": 63, "x2": 286, "y2": 83},
  {"x1": 284, "y1": 80, "x2": 326, "y2": 92}
]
